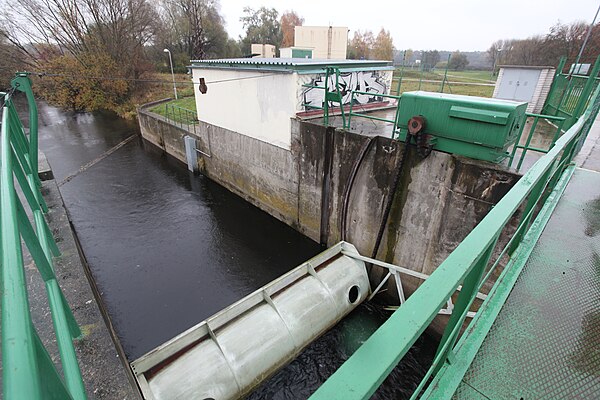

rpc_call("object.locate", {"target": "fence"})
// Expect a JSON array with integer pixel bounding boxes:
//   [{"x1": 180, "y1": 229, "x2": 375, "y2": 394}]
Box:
[
  {"x1": 309, "y1": 74, "x2": 600, "y2": 399},
  {"x1": 543, "y1": 55, "x2": 600, "y2": 130},
  {"x1": 1, "y1": 73, "x2": 86, "y2": 399},
  {"x1": 164, "y1": 103, "x2": 199, "y2": 135},
  {"x1": 507, "y1": 112, "x2": 566, "y2": 171}
]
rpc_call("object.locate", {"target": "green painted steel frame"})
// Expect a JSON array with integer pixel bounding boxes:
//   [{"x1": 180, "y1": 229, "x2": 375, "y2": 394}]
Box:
[
  {"x1": 309, "y1": 79, "x2": 600, "y2": 400},
  {"x1": 346, "y1": 91, "x2": 401, "y2": 137},
  {"x1": 507, "y1": 112, "x2": 566, "y2": 171},
  {"x1": 1, "y1": 73, "x2": 86, "y2": 399},
  {"x1": 543, "y1": 55, "x2": 600, "y2": 130}
]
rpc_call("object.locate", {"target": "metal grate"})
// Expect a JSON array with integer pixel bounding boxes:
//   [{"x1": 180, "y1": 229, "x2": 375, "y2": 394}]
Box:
[{"x1": 456, "y1": 168, "x2": 600, "y2": 399}]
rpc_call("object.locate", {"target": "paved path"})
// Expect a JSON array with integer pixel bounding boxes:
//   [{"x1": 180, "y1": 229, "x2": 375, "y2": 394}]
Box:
[{"x1": 0, "y1": 156, "x2": 138, "y2": 399}]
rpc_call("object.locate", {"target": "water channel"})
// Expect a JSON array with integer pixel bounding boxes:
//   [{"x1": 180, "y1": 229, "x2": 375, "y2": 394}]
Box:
[{"x1": 30, "y1": 99, "x2": 434, "y2": 398}]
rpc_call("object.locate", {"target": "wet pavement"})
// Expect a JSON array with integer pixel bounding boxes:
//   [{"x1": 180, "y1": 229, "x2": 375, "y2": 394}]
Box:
[{"x1": 455, "y1": 167, "x2": 600, "y2": 399}]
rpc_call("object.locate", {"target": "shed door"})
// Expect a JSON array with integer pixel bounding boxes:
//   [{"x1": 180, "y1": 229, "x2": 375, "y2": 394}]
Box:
[
  {"x1": 497, "y1": 69, "x2": 540, "y2": 102},
  {"x1": 513, "y1": 69, "x2": 540, "y2": 102}
]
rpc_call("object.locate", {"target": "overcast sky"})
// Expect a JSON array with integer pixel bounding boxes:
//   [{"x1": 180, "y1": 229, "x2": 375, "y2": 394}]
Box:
[{"x1": 220, "y1": 0, "x2": 599, "y2": 51}]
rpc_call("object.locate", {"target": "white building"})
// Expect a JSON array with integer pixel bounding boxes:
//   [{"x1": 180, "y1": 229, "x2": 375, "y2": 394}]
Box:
[
  {"x1": 190, "y1": 58, "x2": 393, "y2": 149},
  {"x1": 294, "y1": 26, "x2": 348, "y2": 60}
]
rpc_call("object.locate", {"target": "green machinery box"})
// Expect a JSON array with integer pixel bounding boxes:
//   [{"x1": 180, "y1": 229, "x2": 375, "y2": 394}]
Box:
[{"x1": 396, "y1": 91, "x2": 528, "y2": 163}]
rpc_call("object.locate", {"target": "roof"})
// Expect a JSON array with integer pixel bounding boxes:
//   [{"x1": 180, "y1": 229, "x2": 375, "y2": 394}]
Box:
[
  {"x1": 498, "y1": 65, "x2": 555, "y2": 70},
  {"x1": 189, "y1": 58, "x2": 394, "y2": 73}
]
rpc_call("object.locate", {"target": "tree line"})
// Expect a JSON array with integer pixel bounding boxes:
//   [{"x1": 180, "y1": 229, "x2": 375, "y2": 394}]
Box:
[
  {"x1": 487, "y1": 21, "x2": 600, "y2": 73},
  {"x1": 0, "y1": 2, "x2": 303, "y2": 113}
]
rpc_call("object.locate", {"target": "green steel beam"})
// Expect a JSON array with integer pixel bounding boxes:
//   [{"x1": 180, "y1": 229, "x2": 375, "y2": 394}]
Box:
[{"x1": 421, "y1": 165, "x2": 576, "y2": 399}]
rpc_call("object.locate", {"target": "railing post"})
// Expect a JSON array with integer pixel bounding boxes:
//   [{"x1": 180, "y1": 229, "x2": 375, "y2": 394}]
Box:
[
  {"x1": 543, "y1": 56, "x2": 567, "y2": 115},
  {"x1": 433, "y1": 238, "x2": 497, "y2": 373},
  {"x1": 508, "y1": 167, "x2": 552, "y2": 255},
  {"x1": 347, "y1": 91, "x2": 354, "y2": 130},
  {"x1": 515, "y1": 116, "x2": 541, "y2": 171},
  {"x1": 11, "y1": 74, "x2": 39, "y2": 181},
  {"x1": 571, "y1": 54, "x2": 600, "y2": 121}
]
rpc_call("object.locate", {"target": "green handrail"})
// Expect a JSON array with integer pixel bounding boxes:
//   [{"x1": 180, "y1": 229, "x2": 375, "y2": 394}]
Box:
[
  {"x1": 309, "y1": 79, "x2": 600, "y2": 399},
  {"x1": 1, "y1": 73, "x2": 86, "y2": 399}
]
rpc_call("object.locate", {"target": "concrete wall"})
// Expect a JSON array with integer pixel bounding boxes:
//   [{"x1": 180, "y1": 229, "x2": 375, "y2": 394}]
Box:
[
  {"x1": 294, "y1": 26, "x2": 348, "y2": 59},
  {"x1": 138, "y1": 104, "x2": 520, "y2": 298}
]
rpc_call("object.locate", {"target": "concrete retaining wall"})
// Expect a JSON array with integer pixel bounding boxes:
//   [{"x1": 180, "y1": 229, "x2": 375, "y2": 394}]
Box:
[{"x1": 138, "y1": 102, "x2": 520, "y2": 296}]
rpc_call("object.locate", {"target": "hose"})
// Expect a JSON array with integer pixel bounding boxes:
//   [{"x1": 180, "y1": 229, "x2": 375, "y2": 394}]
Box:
[{"x1": 339, "y1": 136, "x2": 377, "y2": 241}]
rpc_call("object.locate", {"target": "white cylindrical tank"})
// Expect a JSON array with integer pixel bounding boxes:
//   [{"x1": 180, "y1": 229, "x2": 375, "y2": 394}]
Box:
[{"x1": 132, "y1": 242, "x2": 369, "y2": 400}]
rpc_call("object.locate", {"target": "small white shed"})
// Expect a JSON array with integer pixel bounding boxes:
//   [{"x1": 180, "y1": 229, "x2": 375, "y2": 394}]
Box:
[
  {"x1": 493, "y1": 65, "x2": 555, "y2": 114},
  {"x1": 190, "y1": 58, "x2": 394, "y2": 149}
]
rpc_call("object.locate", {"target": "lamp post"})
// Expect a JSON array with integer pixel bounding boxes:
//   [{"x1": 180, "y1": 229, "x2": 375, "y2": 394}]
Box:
[
  {"x1": 164, "y1": 48, "x2": 178, "y2": 100},
  {"x1": 492, "y1": 48, "x2": 502, "y2": 78}
]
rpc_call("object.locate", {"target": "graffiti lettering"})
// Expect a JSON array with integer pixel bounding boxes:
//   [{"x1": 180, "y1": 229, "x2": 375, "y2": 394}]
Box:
[{"x1": 302, "y1": 71, "x2": 388, "y2": 110}]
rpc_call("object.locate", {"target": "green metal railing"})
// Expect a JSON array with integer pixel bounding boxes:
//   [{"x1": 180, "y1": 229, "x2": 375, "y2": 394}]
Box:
[
  {"x1": 346, "y1": 91, "x2": 401, "y2": 137},
  {"x1": 1, "y1": 73, "x2": 86, "y2": 399},
  {"x1": 164, "y1": 103, "x2": 199, "y2": 134},
  {"x1": 507, "y1": 112, "x2": 566, "y2": 171},
  {"x1": 309, "y1": 76, "x2": 600, "y2": 399},
  {"x1": 543, "y1": 55, "x2": 600, "y2": 130},
  {"x1": 301, "y1": 67, "x2": 346, "y2": 126}
]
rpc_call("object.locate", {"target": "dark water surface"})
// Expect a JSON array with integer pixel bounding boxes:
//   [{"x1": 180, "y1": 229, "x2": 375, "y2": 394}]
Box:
[
  {"x1": 29, "y1": 99, "x2": 434, "y2": 398},
  {"x1": 33, "y1": 101, "x2": 321, "y2": 360}
]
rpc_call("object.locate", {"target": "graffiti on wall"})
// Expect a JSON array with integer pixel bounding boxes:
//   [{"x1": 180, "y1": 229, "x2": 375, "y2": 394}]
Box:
[{"x1": 302, "y1": 70, "x2": 389, "y2": 110}]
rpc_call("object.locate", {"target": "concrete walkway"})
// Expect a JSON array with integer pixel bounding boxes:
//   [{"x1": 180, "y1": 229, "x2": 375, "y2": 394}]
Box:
[{"x1": 0, "y1": 153, "x2": 138, "y2": 399}]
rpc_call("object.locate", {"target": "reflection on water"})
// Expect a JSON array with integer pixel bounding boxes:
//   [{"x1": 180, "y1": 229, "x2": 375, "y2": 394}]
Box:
[{"x1": 33, "y1": 100, "x2": 320, "y2": 359}]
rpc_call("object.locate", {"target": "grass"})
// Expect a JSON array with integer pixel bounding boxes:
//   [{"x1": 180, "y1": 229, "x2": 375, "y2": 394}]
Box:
[
  {"x1": 128, "y1": 72, "x2": 195, "y2": 114},
  {"x1": 392, "y1": 68, "x2": 497, "y2": 98}
]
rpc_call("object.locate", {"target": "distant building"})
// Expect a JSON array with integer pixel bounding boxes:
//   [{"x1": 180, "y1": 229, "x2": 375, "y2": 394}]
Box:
[
  {"x1": 493, "y1": 65, "x2": 555, "y2": 113},
  {"x1": 279, "y1": 47, "x2": 313, "y2": 59},
  {"x1": 294, "y1": 26, "x2": 348, "y2": 59},
  {"x1": 251, "y1": 44, "x2": 276, "y2": 58}
]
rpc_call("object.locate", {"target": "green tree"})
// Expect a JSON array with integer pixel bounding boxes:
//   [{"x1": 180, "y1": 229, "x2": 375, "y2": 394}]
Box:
[
  {"x1": 239, "y1": 7, "x2": 282, "y2": 55},
  {"x1": 280, "y1": 11, "x2": 303, "y2": 48},
  {"x1": 372, "y1": 28, "x2": 394, "y2": 60},
  {"x1": 448, "y1": 51, "x2": 469, "y2": 70}
]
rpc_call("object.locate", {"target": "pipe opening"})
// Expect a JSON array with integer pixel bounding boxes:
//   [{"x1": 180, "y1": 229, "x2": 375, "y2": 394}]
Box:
[{"x1": 348, "y1": 285, "x2": 360, "y2": 304}]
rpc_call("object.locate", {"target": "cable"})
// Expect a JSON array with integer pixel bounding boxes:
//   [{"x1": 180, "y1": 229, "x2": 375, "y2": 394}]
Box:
[
  {"x1": 370, "y1": 139, "x2": 411, "y2": 264},
  {"x1": 58, "y1": 134, "x2": 137, "y2": 186},
  {"x1": 0, "y1": 67, "x2": 283, "y2": 86}
]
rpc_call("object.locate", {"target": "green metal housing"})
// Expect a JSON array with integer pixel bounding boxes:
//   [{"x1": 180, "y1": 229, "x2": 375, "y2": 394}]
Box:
[{"x1": 396, "y1": 91, "x2": 528, "y2": 163}]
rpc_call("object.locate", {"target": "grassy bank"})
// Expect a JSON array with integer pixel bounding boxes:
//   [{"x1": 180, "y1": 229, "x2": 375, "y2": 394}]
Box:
[{"x1": 392, "y1": 68, "x2": 497, "y2": 98}]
